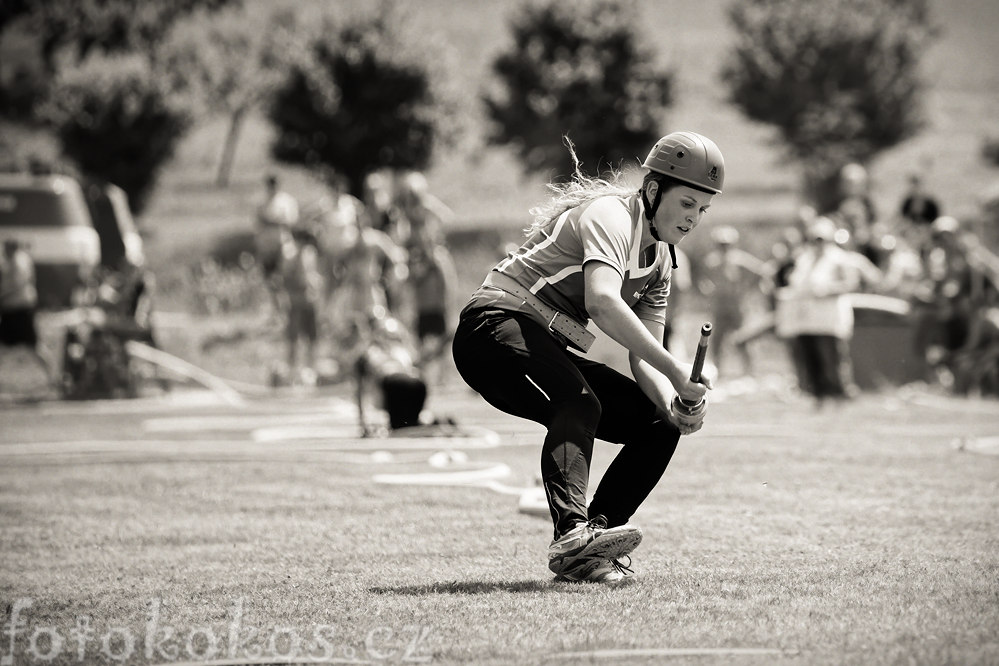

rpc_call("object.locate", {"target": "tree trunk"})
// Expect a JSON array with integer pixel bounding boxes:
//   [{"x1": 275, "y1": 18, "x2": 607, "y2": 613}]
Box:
[{"x1": 215, "y1": 108, "x2": 246, "y2": 188}]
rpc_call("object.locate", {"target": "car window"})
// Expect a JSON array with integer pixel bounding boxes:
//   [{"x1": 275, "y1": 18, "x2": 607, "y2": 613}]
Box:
[{"x1": 0, "y1": 186, "x2": 92, "y2": 228}]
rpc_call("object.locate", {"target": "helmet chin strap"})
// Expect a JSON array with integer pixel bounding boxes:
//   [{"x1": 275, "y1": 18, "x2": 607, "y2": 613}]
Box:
[
  {"x1": 641, "y1": 185, "x2": 678, "y2": 269},
  {"x1": 641, "y1": 186, "x2": 664, "y2": 241}
]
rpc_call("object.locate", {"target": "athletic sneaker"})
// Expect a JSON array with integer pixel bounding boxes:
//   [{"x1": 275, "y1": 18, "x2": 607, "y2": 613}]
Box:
[
  {"x1": 558, "y1": 555, "x2": 635, "y2": 586},
  {"x1": 547, "y1": 515, "x2": 642, "y2": 577}
]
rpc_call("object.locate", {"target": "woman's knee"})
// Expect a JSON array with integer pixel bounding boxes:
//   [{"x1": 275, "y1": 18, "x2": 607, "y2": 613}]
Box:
[{"x1": 551, "y1": 391, "x2": 602, "y2": 430}]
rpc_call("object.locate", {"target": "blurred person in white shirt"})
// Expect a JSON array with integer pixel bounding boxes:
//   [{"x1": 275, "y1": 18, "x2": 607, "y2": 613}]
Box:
[{"x1": 777, "y1": 217, "x2": 881, "y2": 405}]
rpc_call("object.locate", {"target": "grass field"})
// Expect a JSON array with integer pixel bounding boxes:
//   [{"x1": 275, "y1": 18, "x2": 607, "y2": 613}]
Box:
[
  {"x1": 3, "y1": 2, "x2": 999, "y2": 665},
  {"x1": 2, "y1": 385, "x2": 998, "y2": 665}
]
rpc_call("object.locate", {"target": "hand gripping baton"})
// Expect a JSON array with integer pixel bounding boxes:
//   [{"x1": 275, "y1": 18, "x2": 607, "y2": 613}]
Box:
[{"x1": 679, "y1": 322, "x2": 712, "y2": 409}]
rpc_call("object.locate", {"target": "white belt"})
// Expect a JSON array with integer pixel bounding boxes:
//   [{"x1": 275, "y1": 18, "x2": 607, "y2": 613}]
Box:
[{"x1": 482, "y1": 272, "x2": 595, "y2": 353}]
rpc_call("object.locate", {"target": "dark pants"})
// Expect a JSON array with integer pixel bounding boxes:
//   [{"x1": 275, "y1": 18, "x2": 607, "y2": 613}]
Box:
[
  {"x1": 793, "y1": 334, "x2": 852, "y2": 398},
  {"x1": 0, "y1": 308, "x2": 38, "y2": 347},
  {"x1": 452, "y1": 308, "x2": 680, "y2": 539},
  {"x1": 381, "y1": 373, "x2": 427, "y2": 429}
]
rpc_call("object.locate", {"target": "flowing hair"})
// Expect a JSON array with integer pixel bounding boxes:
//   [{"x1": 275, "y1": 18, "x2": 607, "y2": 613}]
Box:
[{"x1": 525, "y1": 137, "x2": 637, "y2": 236}]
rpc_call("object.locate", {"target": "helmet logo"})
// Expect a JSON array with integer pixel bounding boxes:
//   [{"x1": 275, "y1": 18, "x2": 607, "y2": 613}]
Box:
[{"x1": 708, "y1": 166, "x2": 718, "y2": 182}]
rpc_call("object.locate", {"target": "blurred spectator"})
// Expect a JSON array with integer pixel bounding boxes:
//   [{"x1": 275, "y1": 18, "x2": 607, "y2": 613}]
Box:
[
  {"x1": 836, "y1": 231, "x2": 885, "y2": 291},
  {"x1": 275, "y1": 227, "x2": 323, "y2": 387},
  {"x1": 731, "y1": 223, "x2": 807, "y2": 383},
  {"x1": 320, "y1": 192, "x2": 407, "y2": 336},
  {"x1": 877, "y1": 232, "x2": 924, "y2": 299},
  {"x1": 394, "y1": 170, "x2": 454, "y2": 248},
  {"x1": 795, "y1": 204, "x2": 817, "y2": 231},
  {"x1": 770, "y1": 210, "x2": 812, "y2": 313},
  {"x1": 698, "y1": 225, "x2": 767, "y2": 377},
  {"x1": 898, "y1": 172, "x2": 941, "y2": 226},
  {"x1": 59, "y1": 269, "x2": 144, "y2": 400},
  {"x1": 312, "y1": 172, "x2": 409, "y2": 319},
  {"x1": 912, "y1": 216, "x2": 994, "y2": 386},
  {"x1": 341, "y1": 313, "x2": 429, "y2": 435},
  {"x1": 947, "y1": 282, "x2": 999, "y2": 396},
  {"x1": 768, "y1": 224, "x2": 807, "y2": 300},
  {"x1": 835, "y1": 162, "x2": 881, "y2": 266},
  {"x1": 777, "y1": 217, "x2": 879, "y2": 405},
  {"x1": 898, "y1": 172, "x2": 942, "y2": 261},
  {"x1": 407, "y1": 230, "x2": 458, "y2": 386},
  {"x1": 0, "y1": 239, "x2": 54, "y2": 389},
  {"x1": 254, "y1": 173, "x2": 299, "y2": 313},
  {"x1": 361, "y1": 171, "x2": 410, "y2": 314},
  {"x1": 362, "y1": 170, "x2": 401, "y2": 237}
]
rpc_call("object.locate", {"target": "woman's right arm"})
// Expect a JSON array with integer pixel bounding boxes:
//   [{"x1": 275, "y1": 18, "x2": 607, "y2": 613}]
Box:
[{"x1": 584, "y1": 261, "x2": 708, "y2": 403}]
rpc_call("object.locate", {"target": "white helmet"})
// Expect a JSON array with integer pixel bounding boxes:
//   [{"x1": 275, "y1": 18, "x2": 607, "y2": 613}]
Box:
[{"x1": 642, "y1": 131, "x2": 725, "y2": 194}]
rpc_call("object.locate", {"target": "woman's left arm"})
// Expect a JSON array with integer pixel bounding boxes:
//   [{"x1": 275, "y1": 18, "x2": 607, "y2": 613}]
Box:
[
  {"x1": 627, "y1": 318, "x2": 675, "y2": 413},
  {"x1": 585, "y1": 261, "x2": 708, "y2": 403}
]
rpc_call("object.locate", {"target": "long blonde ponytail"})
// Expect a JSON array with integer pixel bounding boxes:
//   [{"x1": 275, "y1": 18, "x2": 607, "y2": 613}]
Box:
[{"x1": 525, "y1": 137, "x2": 637, "y2": 236}]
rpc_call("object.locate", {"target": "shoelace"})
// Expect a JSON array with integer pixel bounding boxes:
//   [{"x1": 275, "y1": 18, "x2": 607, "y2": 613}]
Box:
[
  {"x1": 587, "y1": 515, "x2": 609, "y2": 530},
  {"x1": 610, "y1": 556, "x2": 633, "y2": 575}
]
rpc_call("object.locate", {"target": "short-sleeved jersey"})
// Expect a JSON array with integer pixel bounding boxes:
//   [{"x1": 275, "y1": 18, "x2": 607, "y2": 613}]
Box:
[{"x1": 465, "y1": 192, "x2": 672, "y2": 328}]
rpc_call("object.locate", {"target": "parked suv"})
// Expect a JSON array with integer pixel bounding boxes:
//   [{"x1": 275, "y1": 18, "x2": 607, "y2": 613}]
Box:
[{"x1": 0, "y1": 173, "x2": 100, "y2": 308}]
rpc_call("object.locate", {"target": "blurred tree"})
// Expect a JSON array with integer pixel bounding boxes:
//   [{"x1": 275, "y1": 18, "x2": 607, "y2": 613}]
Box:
[
  {"x1": 0, "y1": 0, "x2": 236, "y2": 121},
  {"x1": 23, "y1": 0, "x2": 238, "y2": 72},
  {"x1": 983, "y1": 137, "x2": 999, "y2": 169},
  {"x1": 0, "y1": 0, "x2": 31, "y2": 42},
  {"x1": 482, "y1": 0, "x2": 672, "y2": 179},
  {"x1": 721, "y1": 0, "x2": 935, "y2": 210},
  {"x1": 156, "y1": 6, "x2": 286, "y2": 187},
  {"x1": 40, "y1": 53, "x2": 190, "y2": 214},
  {"x1": 0, "y1": 3, "x2": 46, "y2": 122},
  {"x1": 267, "y1": 5, "x2": 458, "y2": 198}
]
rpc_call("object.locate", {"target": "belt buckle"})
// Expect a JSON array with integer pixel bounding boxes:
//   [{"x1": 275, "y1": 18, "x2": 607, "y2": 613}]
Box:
[
  {"x1": 547, "y1": 312, "x2": 569, "y2": 345},
  {"x1": 548, "y1": 312, "x2": 579, "y2": 347},
  {"x1": 548, "y1": 312, "x2": 569, "y2": 336}
]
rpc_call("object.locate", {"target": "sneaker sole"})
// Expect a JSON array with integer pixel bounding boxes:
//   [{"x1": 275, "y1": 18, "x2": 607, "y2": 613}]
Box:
[
  {"x1": 575, "y1": 526, "x2": 642, "y2": 562},
  {"x1": 550, "y1": 527, "x2": 642, "y2": 575},
  {"x1": 554, "y1": 559, "x2": 638, "y2": 586}
]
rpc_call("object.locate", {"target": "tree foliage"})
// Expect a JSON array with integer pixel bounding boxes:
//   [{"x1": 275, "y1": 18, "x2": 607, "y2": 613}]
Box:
[
  {"x1": 721, "y1": 0, "x2": 935, "y2": 203},
  {"x1": 0, "y1": 0, "x2": 236, "y2": 125},
  {"x1": 267, "y1": 6, "x2": 456, "y2": 197},
  {"x1": 483, "y1": 0, "x2": 672, "y2": 178},
  {"x1": 40, "y1": 53, "x2": 190, "y2": 214},
  {"x1": 0, "y1": 0, "x2": 31, "y2": 35},
  {"x1": 20, "y1": 0, "x2": 237, "y2": 72},
  {"x1": 156, "y1": 6, "x2": 285, "y2": 185},
  {"x1": 0, "y1": 0, "x2": 239, "y2": 208},
  {"x1": 983, "y1": 137, "x2": 999, "y2": 169}
]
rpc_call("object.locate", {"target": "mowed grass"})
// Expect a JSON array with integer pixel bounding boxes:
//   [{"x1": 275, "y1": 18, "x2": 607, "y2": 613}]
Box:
[{"x1": 2, "y1": 389, "x2": 998, "y2": 665}]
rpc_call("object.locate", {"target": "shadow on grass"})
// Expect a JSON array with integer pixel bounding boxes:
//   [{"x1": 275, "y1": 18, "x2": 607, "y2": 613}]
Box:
[{"x1": 370, "y1": 579, "x2": 582, "y2": 595}]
